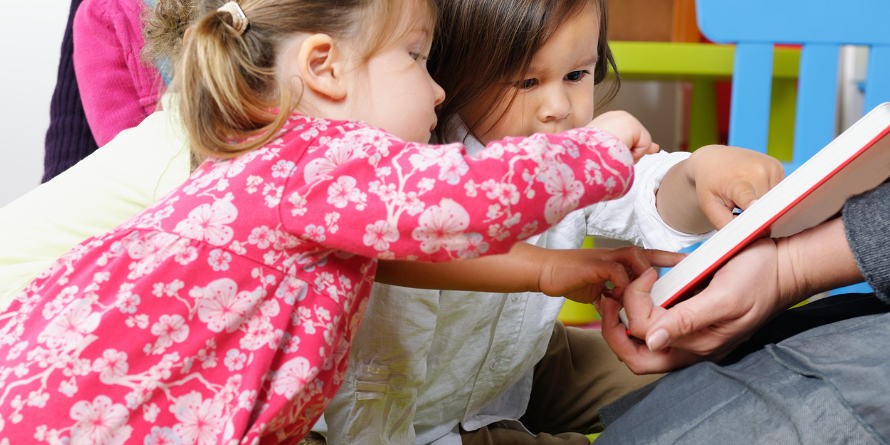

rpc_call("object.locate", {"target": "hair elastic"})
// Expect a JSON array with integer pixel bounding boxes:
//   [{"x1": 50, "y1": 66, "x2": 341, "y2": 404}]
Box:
[{"x1": 217, "y1": 2, "x2": 249, "y2": 36}]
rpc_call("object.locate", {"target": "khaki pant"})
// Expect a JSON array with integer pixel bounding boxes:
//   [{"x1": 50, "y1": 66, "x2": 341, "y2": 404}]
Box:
[{"x1": 461, "y1": 321, "x2": 662, "y2": 445}]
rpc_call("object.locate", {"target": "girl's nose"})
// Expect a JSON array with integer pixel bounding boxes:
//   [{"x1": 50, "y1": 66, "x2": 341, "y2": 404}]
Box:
[
  {"x1": 431, "y1": 78, "x2": 446, "y2": 106},
  {"x1": 539, "y1": 86, "x2": 572, "y2": 122}
]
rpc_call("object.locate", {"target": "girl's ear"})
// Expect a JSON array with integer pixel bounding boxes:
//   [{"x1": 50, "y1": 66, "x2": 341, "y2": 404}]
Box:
[{"x1": 297, "y1": 33, "x2": 347, "y2": 101}]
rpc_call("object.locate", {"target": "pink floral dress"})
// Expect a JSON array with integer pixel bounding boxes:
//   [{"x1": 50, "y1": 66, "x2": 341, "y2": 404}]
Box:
[{"x1": 0, "y1": 115, "x2": 633, "y2": 444}]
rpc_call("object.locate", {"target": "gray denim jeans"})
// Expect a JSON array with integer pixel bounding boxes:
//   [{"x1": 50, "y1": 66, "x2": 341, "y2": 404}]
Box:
[{"x1": 596, "y1": 312, "x2": 890, "y2": 444}]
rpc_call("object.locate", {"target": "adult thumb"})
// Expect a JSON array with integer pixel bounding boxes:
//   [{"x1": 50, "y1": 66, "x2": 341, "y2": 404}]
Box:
[{"x1": 644, "y1": 296, "x2": 719, "y2": 352}]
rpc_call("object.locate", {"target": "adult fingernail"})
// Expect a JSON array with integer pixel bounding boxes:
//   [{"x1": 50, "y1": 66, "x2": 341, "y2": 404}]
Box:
[
  {"x1": 647, "y1": 329, "x2": 669, "y2": 351},
  {"x1": 593, "y1": 296, "x2": 602, "y2": 313}
]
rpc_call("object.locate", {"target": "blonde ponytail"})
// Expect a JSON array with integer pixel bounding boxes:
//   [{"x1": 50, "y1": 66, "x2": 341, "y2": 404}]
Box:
[
  {"x1": 178, "y1": 2, "x2": 291, "y2": 158},
  {"x1": 147, "y1": 0, "x2": 437, "y2": 159}
]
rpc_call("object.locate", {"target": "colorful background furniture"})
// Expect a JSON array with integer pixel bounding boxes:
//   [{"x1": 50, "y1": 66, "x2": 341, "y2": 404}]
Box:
[
  {"x1": 696, "y1": 0, "x2": 890, "y2": 170},
  {"x1": 696, "y1": 0, "x2": 890, "y2": 293},
  {"x1": 610, "y1": 42, "x2": 800, "y2": 161}
]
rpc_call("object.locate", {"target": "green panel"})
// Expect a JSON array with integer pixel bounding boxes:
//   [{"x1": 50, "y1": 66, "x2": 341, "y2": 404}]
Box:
[
  {"x1": 608, "y1": 41, "x2": 801, "y2": 160},
  {"x1": 767, "y1": 78, "x2": 798, "y2": 162},
  {"x1": 610, "y1": 42, "x2": 800, "y2": 81},
  {"x1": 689, "y1": 80, "x2": 719, "y2": 151}
]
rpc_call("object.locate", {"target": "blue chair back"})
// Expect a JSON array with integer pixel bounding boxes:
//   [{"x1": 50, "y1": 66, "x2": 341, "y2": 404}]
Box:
[
  {"x1": 695, "y1": 0, "x2": 890, "y2": 172},
  {"x1": 695, "y1": 0, "x2": 890, "y2": 293}
]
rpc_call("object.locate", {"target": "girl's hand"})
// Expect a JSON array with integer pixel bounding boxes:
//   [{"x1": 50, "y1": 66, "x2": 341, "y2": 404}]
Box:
[
  {"x1": 536, "y1": 246, "x2": 685, "y2": 304},
  {"x1": 587, "y1": 111, "x2": 660, "y2": 163},
  {"x1": 599, "y1": 269, "x2": 703, "y2": 374},
  {"x1": 601, "y1": 238, "x2": 791, "y2": 374},
  {"x1": 686, "y1": 145, "x2": 785, "y2": 230}
]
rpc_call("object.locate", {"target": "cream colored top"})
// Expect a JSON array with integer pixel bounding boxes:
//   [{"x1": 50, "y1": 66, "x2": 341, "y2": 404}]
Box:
[{"x1": 0, "y1": 94, "x2": 190, "y2": 307}]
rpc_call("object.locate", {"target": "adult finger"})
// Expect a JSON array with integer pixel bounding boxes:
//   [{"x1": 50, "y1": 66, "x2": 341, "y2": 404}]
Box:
[
  {"x1": 643, "y1": 285, "x2": 739, "y2": 352},
  {"x1": 621, "y1": 268, "x2": 661, "y2": 338},
  {"x1": 600, "y1": 295, "x2": 703, "y2": 374}
]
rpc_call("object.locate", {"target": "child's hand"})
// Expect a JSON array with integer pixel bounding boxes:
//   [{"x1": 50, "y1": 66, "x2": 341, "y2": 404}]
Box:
[
  {"x1": 600, "y1": 238, "x2": 792, "y2": 375},
  {"x1": 686, "y1": 145, "x2": 785, "y2": 230},
  {"x1": 535, "y1": 246, "x2": 685, "y2": 305},
  {"x1": 587, "y1": 111, "x2": 660, "y2": 163}
]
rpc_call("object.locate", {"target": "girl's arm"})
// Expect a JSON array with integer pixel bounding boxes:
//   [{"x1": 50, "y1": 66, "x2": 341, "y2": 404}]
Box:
[
  {"x1": 282, "y1": 123, "x2": 637, "y2": 265},
  {"x1": 375, "y1": 243, "x2": 684, "y2": 304},
  {"x1": 655, "y1": 145, "x2": 785, "y2": 234}
]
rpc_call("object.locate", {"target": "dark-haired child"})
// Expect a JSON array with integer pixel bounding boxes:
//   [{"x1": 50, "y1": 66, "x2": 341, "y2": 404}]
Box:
[{"x1": 319, "y1": 0, "x2": 785, "y2": 444}]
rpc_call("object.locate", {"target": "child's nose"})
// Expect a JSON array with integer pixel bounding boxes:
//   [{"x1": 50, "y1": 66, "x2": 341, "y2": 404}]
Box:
[
  {"x1": 431, "y1": 78, "x2": 446, "y2": 106},
  {"x1": 539, "y1": 86, "x2": 572, "y2": 122}
]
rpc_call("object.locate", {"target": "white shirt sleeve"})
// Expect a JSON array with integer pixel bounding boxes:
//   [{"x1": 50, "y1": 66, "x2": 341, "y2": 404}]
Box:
[{"x1": 585, "y1": 150, "x2": 714, "y2": 251}]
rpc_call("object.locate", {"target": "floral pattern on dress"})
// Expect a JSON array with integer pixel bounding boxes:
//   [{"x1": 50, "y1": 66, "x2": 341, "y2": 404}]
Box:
[{"x1": 0, "y1": 115, "x2": 633, "y2": 444}]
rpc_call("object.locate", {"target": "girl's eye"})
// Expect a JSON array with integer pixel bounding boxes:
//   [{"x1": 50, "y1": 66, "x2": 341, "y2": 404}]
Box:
[
  {"x1": 514, "y1": 78, "x2": 538, "y2": 89},
  {"x1": 565, "y1": 70, "x2": 591, "y2": 82},
  {"x1": 410, "y1": 52, "x2": 428, "y2": 61}
]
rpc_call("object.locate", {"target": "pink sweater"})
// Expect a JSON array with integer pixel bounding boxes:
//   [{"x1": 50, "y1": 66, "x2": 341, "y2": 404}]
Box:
[{"x1": 73, "y1": 0, "x2": 165, "y2": 147}]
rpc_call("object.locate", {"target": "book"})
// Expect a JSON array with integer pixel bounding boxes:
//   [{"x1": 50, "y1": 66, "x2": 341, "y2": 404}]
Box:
[{"x1": 619, "y1": 102, "x2": 890, "y2": 327}]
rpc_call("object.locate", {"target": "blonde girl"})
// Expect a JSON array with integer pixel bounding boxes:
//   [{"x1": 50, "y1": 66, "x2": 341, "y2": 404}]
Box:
[
  {"x1": 321, "y1": 0, "x2": 786, "y2": 444},
  {"x1": 0, "y1": 0, "x2": 660, "y2": 443}
]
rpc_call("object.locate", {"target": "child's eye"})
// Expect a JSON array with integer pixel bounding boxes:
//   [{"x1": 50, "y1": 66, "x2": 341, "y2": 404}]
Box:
[
  {"x1": 565, "y1": 70, "x2": 591, "y2": 82},
  {"x1": 410, "y1": 52, "x2": 428, "y2": 61},
  {"x1": 514, "y1": 78, "x2": 538, "y2": 89}
]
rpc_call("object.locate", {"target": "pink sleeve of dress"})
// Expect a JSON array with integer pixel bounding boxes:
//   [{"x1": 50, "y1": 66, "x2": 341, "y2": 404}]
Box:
[
  {"x1": 281, "y1": 123, "x2": 635, "y2": 262},
  {"x1": 73, "y1": 0, "x2": 164, "y2": 147}
]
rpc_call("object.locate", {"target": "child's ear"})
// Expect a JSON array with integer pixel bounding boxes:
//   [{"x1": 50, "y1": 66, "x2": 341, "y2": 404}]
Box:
[{"x1": 296, "y1": 34, "x2": 347, "y2": 101}]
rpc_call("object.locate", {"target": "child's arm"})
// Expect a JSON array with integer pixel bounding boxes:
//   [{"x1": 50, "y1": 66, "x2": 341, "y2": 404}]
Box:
[
  {"x1": 587, "y1": 111, "x2": 661, "y2": 163},
  {"x1": 655, "y1": 145, "x2": 785, "y2": 234},
  {"x1": 375, "y1": 243, "x2": 685, "y2": 304},
  {"x1": 283, "y1": 121, "x2": 638, "y2": 265}
]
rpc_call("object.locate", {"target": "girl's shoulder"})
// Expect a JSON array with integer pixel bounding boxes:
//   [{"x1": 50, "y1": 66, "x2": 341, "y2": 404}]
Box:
[
  {"x1": 190, "y1": 115, "x2": 397, "y2": 175},
  {"x1": 281, "y1": 114, "x2": 388, "y2": 137},
  {"x1": 276, "y1": 114, "x2": 402, "y2": 149}
]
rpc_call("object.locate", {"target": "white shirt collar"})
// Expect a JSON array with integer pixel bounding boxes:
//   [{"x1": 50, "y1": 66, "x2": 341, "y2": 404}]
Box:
[{"x1": 436, "y1": 115, "x2": 487, "y2": 156}]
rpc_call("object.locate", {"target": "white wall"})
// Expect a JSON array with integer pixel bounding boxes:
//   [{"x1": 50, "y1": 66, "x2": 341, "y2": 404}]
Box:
[{"x1": 0, "y1": 0, "x2": 71, "y2": 207}]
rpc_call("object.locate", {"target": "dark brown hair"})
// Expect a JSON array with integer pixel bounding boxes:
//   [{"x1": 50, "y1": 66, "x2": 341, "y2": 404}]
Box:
[
  {"x1": 428, "y1": 0, "x2": 619, "y2": 141},
  {"x1": 144, "y1": 0, "x2": 436, "y2": 158}
]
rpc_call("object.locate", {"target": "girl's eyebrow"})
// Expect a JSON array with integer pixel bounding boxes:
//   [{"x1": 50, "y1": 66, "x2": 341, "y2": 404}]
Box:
[
  {"x1": 576, "y1": 54, "x2": 599, "y2": 68},
  {"x1": 413, "y1": 26, "x2": 432, "y2": 40}
]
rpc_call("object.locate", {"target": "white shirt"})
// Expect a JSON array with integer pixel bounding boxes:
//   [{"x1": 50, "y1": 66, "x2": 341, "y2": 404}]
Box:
[{"x1": 318, "y1": 121, "x2": 712, "y2": 444}]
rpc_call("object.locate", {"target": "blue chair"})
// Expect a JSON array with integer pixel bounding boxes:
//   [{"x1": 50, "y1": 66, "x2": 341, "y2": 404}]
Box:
[{"x1": 695, "y1": 0, "x2": 890, "y2": 293}]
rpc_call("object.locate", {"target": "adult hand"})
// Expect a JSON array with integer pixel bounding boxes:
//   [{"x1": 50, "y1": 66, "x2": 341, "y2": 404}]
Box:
[
  {"x1": 601, "y1": 238, "x2": 795, "y2": 374},
  {"x1": 599, "y1": 268, "x2": 701, "y2": 374}
]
